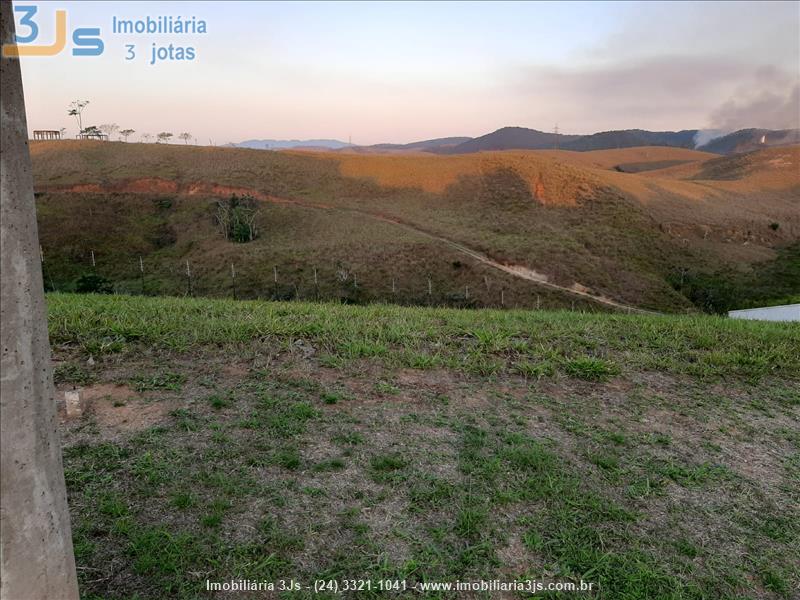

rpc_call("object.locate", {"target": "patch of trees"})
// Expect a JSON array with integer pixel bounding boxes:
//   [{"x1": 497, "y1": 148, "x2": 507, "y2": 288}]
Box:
[
  {"x1": 670, "y1": 242, "x2": 800, "y2": 313},
  {"x1": 669, "y1": 270, "x2": 737, "y2": 314},
  {"x1": 80, "y1": 125, "x2": 103, "y2": 137},
  {"x1": 215, "y1": 194, "x2": 260, "y2": 243}
]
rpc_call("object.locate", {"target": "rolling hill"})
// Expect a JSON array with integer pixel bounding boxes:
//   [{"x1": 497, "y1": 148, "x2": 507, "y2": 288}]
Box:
[
  {"x1": 562, "y1": 129, "x2": 698, "y2": 152},
  {"x1": 695, "y1": 128, "x2": 800, "y2": 155},
  {"x1": 30, "y1": 140, "x2": 800, "y2": 313},
  {"x1": 436, "y1": 127, "x2": 582, "y2": 153}
]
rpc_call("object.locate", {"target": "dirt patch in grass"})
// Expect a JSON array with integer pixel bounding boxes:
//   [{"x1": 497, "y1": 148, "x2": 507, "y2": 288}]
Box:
[
  {"x1": 58, "y1": 383, "x2": 177, "y2": 439},
  {"x1": 220, "y1": 362, "x2": 251, "y2": 378}
]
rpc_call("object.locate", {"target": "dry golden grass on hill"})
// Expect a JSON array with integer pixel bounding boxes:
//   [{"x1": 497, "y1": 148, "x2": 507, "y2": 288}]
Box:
[
  {"x1": 538, "y1": 146, "x2": 717, "y2": 170},
  {"x1": 317, "y1": 150, "x2": 602, "y2": 205},
  {"x1": 318, "y1": 145, "x2": 799, "y2": 211}
]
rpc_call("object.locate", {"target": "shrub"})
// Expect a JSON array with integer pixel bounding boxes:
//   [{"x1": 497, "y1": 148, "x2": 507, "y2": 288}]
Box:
[
  {"x1": 74, "y1": 273, "x2": 113, "y2": 294},
  {"x1": 565, "y1": 357, "x2": 620, "y2": 381}
]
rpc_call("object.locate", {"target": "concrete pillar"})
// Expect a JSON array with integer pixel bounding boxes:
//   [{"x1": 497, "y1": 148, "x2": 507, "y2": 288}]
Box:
[{"x1": 0, "y1": 1, "x2": 80, "y2": 598}]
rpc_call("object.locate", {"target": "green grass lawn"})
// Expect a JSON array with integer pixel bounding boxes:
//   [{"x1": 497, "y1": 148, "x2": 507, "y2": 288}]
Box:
[{"x1": 50, "y1": 294, "x2": 799, "y2": 599}]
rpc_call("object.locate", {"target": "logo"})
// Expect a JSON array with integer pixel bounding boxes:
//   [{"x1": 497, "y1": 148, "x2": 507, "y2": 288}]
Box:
[
  {"x1": 2, "y1": 5, "x2": 103, "y2": 57},
  {"x1": 3, "y1": 5, "x2": 207, "y2": 65}
]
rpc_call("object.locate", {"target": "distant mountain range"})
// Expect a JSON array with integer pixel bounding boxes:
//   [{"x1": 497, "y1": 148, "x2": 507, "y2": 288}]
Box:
[
  {"x1": 229, "y1": 139, "x2": 353, "y2": 150},
  {"x1": 363, "y1": 137, "x2": 472, "y2": 152},
  {"x1": 230, "y1": 127, "x2": 800, "y2": 155},
  {"x1": 431, "y1": 127, "x2": 797, "y2": 154}
]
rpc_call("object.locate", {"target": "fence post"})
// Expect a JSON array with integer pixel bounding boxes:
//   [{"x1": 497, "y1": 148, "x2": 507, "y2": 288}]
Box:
[
  {"x1": 536, "y1": 294, "x2": 540, "y2": 310},
  {"x1": 90, "y1": 249, "x2": 96, "y2": 269},
  {"x1": 500, "y1": 288, "x2": 505, "y2": 308},
  {"x1": 465, "y1": 285, "x2": 469, "y2": 300},
  {"x1": 40, "y1": 246, "x2": 55, "y2": 292},
  {"x1": 139, "y1": 256, "x2": 145, "y2": 295},
  {"x1": 230, "y1": 262, "x2": 236, "y2": 300},
  {"x1": 273, "y1": 265, "x2": 278, "y2": 298},
  {"x1": 185, "y1": 259, "x2": 193, "y2": 296},
  {"x1": 313, "y1": 266, "x2": 319, "y2": 300}
]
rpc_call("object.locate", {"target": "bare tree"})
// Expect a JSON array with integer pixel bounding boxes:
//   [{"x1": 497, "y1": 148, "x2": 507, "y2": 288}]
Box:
[
  {"x1": 243, "y1": 208, "x2": 259, "y2": 241},
  {"x1": 215, "y1": 199, "x2": 231, "y2": 240},
  {"x1": 67, "y1": 100, "x2": 89, "y2": 132},
  {"x1": 99, "y1": 123, "x2": 119, "y2": 140},
  {"x1": 120, "y1": 128, "x2": 135, "y2": 142},
  {"x1": 156, "y1": 132, "x2": 173, "y2": 144},
  {"x1": 178, "y1": 132, "x2": 192, "y2": 144},
  {"x1": 140, "y1": 132, "x2": 153, "y2": 143},
  {"x1": 336, "y1": 261, "x2": 351, "y2": 282}
]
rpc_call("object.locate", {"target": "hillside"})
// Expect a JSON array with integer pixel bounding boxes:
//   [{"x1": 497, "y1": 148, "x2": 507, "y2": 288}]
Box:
[
  {"x1": 562, "y1": 129, "x2": 698, "y2": 152},
  {"x1": 50, "y1": 293, "x2": 800, "y2": 599},
  {"x1": 537, "y1": 146, "x2": 717, "y2": 170},
  {"x1": 698, "y1": 128, "x2": 800, "y2": 155},
  {"x1": 30, "y1": 140, "x2": 800, "y2": 313}
]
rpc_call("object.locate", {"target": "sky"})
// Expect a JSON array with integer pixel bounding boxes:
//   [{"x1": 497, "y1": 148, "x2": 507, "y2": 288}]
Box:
[{"x1": 13, "y1": 0, "x2": 800, "y2": 144}]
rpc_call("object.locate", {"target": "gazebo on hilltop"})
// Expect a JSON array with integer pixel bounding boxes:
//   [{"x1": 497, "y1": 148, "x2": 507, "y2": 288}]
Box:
[{"x1": 33, "y1": 130, "x2": 62, "y2": 140}]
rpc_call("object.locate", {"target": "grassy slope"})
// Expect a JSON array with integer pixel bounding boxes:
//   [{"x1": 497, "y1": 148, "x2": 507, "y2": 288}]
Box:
[
  {"x1": 49, "y1": 294, "x2": 799, "y2": 380},
  {"x1": 32, "y1": 141, "x2": 799, "y2": 313},
  {"x1": 50, "y1": 294, "x2": 799, "y2": 599}
]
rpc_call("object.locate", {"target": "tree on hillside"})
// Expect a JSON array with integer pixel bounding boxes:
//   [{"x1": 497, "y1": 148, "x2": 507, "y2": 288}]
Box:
[
  {"x1": 178, "y1": 132, "x2": 192, "y2": 144},
  {"x1": 67, "y1": 99, "x2": 89, "y2": 132},
  {"x1": 140, "y1": 132, "x2": 153, "y2": 143},
  {"x1": 99, "y1": 123, "x2": 119, "y2": 140},
  {"x1": 80, "y1": 125, "x2": 103, "y2": 138},
  {"x1": 156, "y1": 132, "x2": 173, "y2": 144},
  {"x1": 120, "y1": 128, "x2": 135, "y2": 142}
]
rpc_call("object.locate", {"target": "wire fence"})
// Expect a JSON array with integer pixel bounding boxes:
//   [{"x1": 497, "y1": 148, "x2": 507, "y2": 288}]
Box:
[{"x1": 40, "y1": 247, "x2": 610, "y2": 312}]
